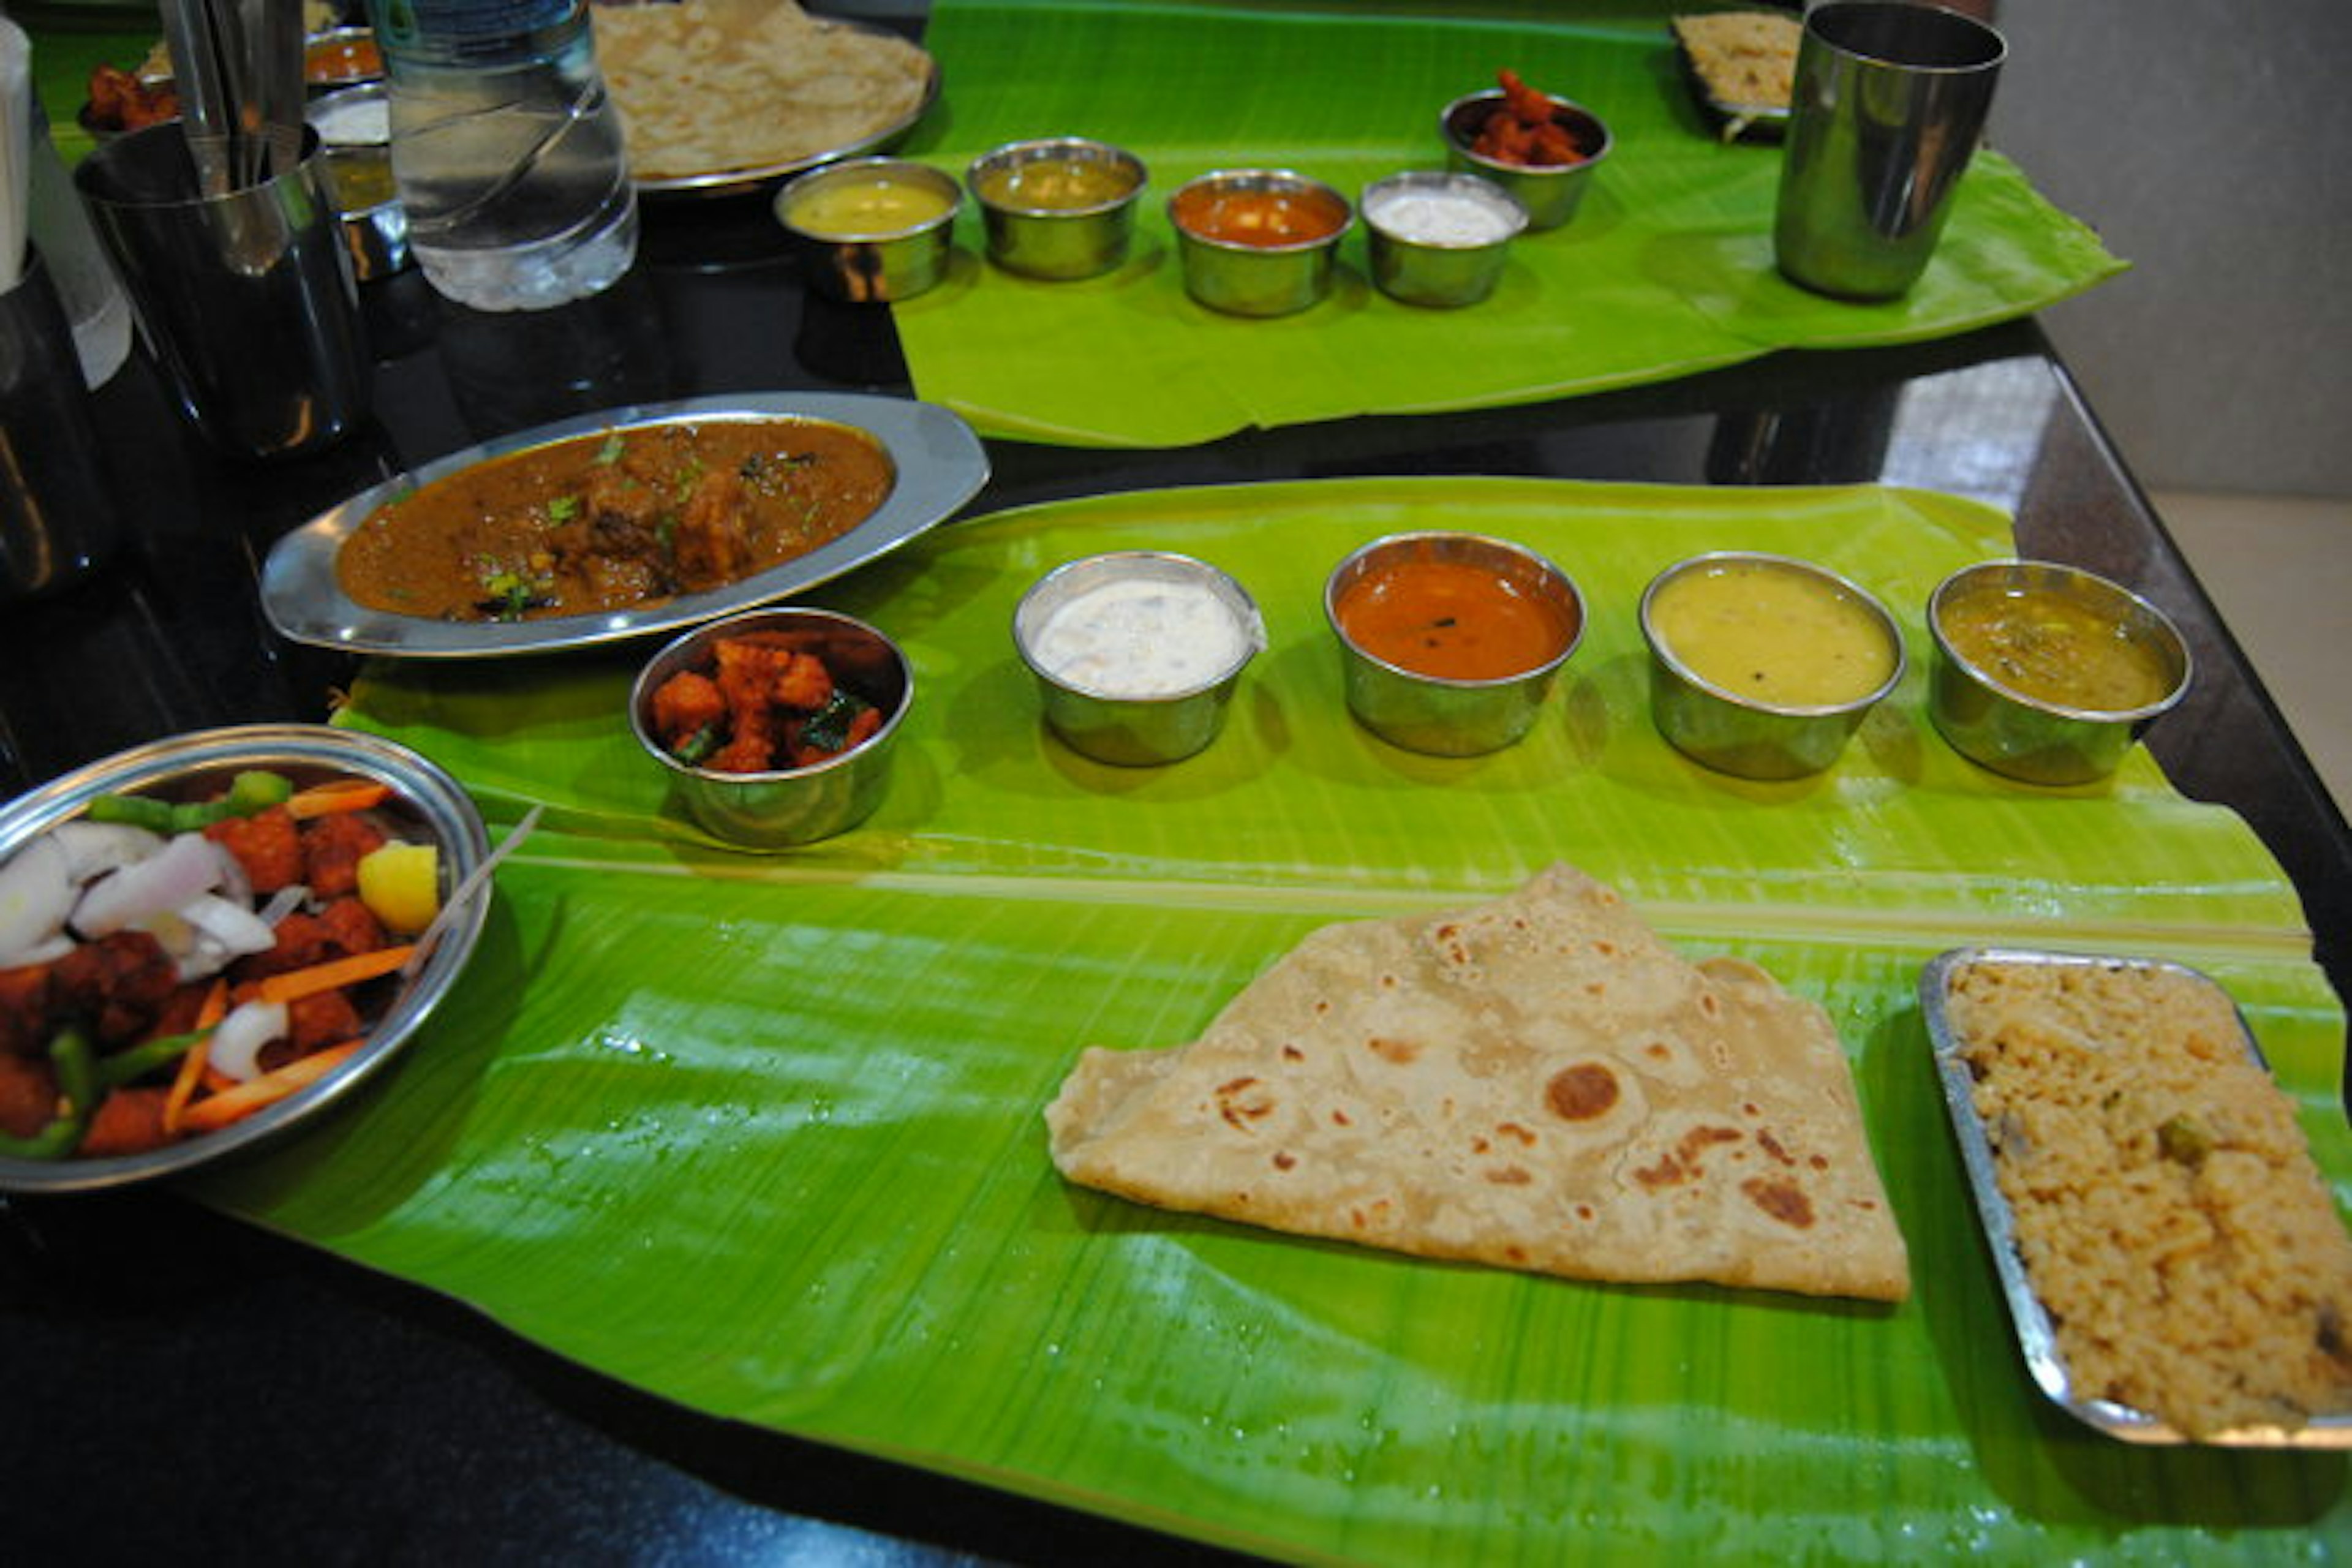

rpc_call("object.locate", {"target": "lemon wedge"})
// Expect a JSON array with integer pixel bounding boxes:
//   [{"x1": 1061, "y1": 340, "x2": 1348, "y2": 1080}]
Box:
[{"x1": 357, "y1": 842, "x2": 440, "y2": 934}]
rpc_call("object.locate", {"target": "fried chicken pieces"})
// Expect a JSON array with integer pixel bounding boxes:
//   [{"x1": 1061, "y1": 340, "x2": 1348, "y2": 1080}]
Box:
[
  {"x1": 646, "y1": 635, "x2": 883, "y2": 774},
  {"x1": 1472, "y1": 69, "x2": 1592, "y2": 168}
]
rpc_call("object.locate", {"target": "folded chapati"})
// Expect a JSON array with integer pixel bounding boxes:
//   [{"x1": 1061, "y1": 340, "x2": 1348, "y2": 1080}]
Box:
[{"x1": 1046, "y1": 865, "x2": 1910, "y2": 1302}]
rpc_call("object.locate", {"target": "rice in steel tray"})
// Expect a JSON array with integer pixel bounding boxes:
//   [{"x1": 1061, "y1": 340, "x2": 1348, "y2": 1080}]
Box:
[
  {"x1": 1944, "y1": 956, "x2": 2352, "y2": 1438},
  {"x1": 1671, "y1": 10, "x2": 1800, "y2": 108}
]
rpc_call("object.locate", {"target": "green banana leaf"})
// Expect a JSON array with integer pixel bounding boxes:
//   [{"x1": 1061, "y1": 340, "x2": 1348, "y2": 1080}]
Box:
[
  {"x1": 889, "y1": 1, "x2": 2127, "y2": 447},
  {"x1": 190, "y1": 480, "x2": 2348, "y2": 1563}
]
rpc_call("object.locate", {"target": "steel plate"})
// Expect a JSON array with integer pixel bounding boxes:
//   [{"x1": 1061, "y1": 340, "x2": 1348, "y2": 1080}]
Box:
[
  {"x1": 628, "y1": 28, "x2": 940, "y2": 199},
  {"x1": 0, "y1": 725, "x2": 493, "y2": 1194}
]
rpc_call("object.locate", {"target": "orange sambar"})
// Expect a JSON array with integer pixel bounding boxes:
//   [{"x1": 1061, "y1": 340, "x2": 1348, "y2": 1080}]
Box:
[
  {"x1": 305, "y1": 32, "x2": 383, "y2": 85},
  {"x1": 1336, "y1": 559, "x2": 1577, "y2": 681},
  {"x1": 1171, "y1": 183, "x2": 1348, "y2": 247}
]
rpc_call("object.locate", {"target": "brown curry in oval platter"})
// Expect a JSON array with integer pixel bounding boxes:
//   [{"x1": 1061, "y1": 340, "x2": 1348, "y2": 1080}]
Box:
[{"x1": 336, "y1": 417, "x2": 897, "y2": 623}]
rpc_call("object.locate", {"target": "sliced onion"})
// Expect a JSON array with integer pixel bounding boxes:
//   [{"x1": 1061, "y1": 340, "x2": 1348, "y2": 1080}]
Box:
[
  {"x1": 0, "y1": 834, "x2": 74, "y2": 966},
  {"x1": 51, "y1": 820, "x2": 166, "y2": 885},
  {"x1": 208, "y1": 999, "x2": 287, "y2": 1083},
  {"x1": 70, "y1": 832, "x2": 225, "y2": 938},
  {"x1": 257, "y1": 885, "x2": 308, "y2": 927},
  {"x1": 182, "y1": 891, "x2": 276, "y2": 955},
  {"x1": 206, "y1": 838, "x2": 254, "y2": 909},
  {"x1": 2, "y1": 933, "x2": 74, "y2": 969},
  {"x1": 171, "y1": 892, "x2": 282, "y2": 980}
]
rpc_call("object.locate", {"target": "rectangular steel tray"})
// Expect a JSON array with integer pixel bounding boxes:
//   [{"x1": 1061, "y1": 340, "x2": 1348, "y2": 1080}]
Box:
[{"x1": 1920, "y1": 946, "x2": 2352, "y2": 1447}]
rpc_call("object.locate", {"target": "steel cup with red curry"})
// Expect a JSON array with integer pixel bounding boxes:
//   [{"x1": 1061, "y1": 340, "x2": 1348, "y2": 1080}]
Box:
[{"x1": 336, "y1": 417, "x2": 897, "y2": 622}]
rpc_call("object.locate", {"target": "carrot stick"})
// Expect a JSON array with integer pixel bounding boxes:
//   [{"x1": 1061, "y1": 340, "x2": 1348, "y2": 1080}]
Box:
[
  {"x1": 285, "y1": 780, "x2": 391, "y2": 820},
  {"x1": 255, "y1": 944, "x2": 417, "y2": 1005},
  {"x1": 163, "y1": 981, "x2": 230, "y2": 1134},
  {"x1": 178, "y1": 1041, "x2": 362, "y2": 1134}
]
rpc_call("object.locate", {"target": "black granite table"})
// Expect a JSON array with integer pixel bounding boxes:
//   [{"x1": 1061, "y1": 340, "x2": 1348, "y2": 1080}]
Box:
[{"x1": 2, "y1": 175, "x2": 2346, "y2": 1564}]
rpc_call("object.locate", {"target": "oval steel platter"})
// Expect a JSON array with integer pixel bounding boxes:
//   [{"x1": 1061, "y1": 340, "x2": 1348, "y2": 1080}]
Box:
[{"x1": 260, "y1": 391, "x2": 990, "y2": 658}]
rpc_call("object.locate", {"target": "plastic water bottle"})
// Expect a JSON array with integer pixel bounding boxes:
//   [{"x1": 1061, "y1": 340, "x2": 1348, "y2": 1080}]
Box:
[{"x1": 364, "y1": 0, "x2": 638, "y2": 311}]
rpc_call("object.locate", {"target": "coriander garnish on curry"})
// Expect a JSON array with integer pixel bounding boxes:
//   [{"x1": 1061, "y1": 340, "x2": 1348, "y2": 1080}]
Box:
[{"x1": 336, "y1": 417, "x2": 896, "y2": 623}]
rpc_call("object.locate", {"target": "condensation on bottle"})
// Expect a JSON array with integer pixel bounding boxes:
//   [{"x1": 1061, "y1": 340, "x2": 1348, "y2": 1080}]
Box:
[{"x1": 365, "y1": 0, "x2": 639, "y2": 311}]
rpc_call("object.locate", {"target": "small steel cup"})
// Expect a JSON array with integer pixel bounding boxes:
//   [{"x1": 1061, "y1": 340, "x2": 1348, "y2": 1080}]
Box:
[
  {"x1": 306, "y1": 80, "x2": 389, "y2": 146},
  {"x1": 1014, "y1": 552, "x2": 1265, "y2": 766},
  {"x1": 967, "y1": 137, "x2": 1147, "y2": 280},
  {"x1": 1928, "y1": 560, "x2": 2191, "y2": 785},
  {"x1": 630, "y1": 608, "x2": 913, "y2": 849},
  {"x1": 303, "y1": 26, "x2": 383, "y2": 92},
  {"x1": 1439, "y1": 89, "x2": 1611, "y2": 231},
  {"x1": 315, "y1": 144, "x2": 408, "y2": 280},
  {"x1": 1167, "y1": 169, "x2": 1353, "y2": 318},
  {"x1": 307, "y1": 83, "x2": 408, "y2": 281},
  {"x1": 74, "y1": 122, "x2": 372, "y2": 460},
  {"x1": 1641, "y1": 552, "x2": 1906, "y2": 780},
  {"x1": 774, "y1": 157, "x2": 962, "y2": 304},
  {"x1": 1774, "y1": 1, "x2": 2007, "y2": 300},
  {"x1": 1360, "y1": 171, "x2": 1526, "y2": 307},
  {"x1": 1325, "y1": 532, "x2": 1584, "y2": 757}
]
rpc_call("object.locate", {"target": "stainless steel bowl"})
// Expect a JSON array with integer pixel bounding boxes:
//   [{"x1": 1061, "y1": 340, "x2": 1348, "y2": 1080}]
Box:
[
  {"x1": 773, "y1": 157, "x2": 962, "y2": 304},
  {"x1": 1167, "y1": 168, "x2": 1354, "y2": 317},
  {"x1": 1440, "y1": 88, "x2": 1611, "y2": 231},
  {"x1": 322, "y1": 145, "x2": 409, "y2": 279},
  {"x1": 307, "y1": 84, "x2": 408, "y2": 281},
  {"x1": 307, "y1": 80, "x2": 388, "y2": 147},
  {"x1": 1013, "y1": 551, "x2": 1265, "y2": 766},
  {"x1": 303, "y1": 26, "x2": 382, "y2": 93},
  {"x1": 1325, "y1": 532, "x2": 1585, "y2": 757},
  {"x1": 631, "y1": 608, "x2": 913, "y2": 848},
  {"x1": 1928, "y1": 560, "x2": 2192, "y2": 785},
  {"x1": 1641, "y1": 552, "x2": 1906, "y2": 780},
  {"x1": 966, "y1": 137, "x2": 1147, "y2": 280},
  {"x1": 0, "y1": 724, "x2": 492, "y2": 1194},
  {"x1": 1360, "y1": 170, "x2": 1526, "y2": 307}
]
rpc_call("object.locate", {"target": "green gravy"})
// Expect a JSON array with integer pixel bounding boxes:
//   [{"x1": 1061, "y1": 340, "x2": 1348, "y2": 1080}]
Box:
[{"x1": 1939, "y1": 587, "x2": 2176, "y2": 711}]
